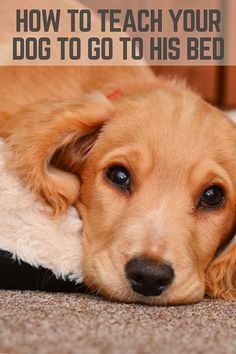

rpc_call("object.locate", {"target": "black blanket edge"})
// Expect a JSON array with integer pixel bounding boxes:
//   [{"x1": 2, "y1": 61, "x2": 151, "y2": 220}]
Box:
[{"x1": 0, "y1": 250, "x2": 87, "y2": 293}]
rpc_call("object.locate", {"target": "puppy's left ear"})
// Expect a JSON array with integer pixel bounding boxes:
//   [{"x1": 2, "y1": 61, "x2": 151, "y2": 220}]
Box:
[
  {"x1": 206, "y1": 117, "x2": 236, "y2": 299},
  {"x1": 6, "y1": 93, "x2": 114, "y2": 215},
  {"x1": 205, "y1": 240, "x2": 236, "y2": 299}
]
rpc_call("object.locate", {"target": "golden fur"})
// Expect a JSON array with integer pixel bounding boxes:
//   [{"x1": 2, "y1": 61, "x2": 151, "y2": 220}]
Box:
[{"x1": 0, "y1": 65, "x2": 235, "y2": 304}]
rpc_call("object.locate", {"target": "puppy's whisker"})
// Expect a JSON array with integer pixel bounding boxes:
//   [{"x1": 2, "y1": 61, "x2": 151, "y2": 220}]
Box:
[
  {"x1": 85, "y1": 279, "x2": 97, "y2": 292},
  {"x1": 95, "y1": 285, "x2": 106, "y2": 297}
]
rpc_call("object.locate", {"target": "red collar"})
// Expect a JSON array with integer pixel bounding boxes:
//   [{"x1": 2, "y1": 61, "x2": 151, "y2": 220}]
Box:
[{"x1": 106, "y1": 89, "x2": 123, "y2": 100}]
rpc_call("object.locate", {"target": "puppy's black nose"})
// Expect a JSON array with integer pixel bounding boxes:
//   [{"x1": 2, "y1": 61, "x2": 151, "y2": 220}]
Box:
[{"x1": 125, "y1": 257, "x2": 174, "y2": 296}]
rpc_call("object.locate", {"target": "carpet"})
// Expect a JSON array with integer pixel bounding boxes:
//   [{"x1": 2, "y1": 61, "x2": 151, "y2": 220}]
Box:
[{"x1": 0, "y1": 291, "x2": 235, "y2": 354}]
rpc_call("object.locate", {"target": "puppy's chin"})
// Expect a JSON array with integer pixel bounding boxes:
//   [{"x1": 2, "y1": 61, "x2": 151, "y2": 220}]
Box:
[{"x1": 83, "y1": 273, "x2": 205, "y2": 306}]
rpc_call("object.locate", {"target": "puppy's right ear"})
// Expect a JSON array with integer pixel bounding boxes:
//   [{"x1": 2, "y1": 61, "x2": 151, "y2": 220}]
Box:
[
  {"x1": 7, "y1": 93, "x2": 114, "y2": 215},
  {"x1": 205, "y1": 240, "x2": 236, "y2": 299}
]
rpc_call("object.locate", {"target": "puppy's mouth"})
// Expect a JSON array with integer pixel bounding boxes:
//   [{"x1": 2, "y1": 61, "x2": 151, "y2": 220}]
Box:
[
  {"x1": 83, "y1": 256, "x2": 177, "y2": 304},
  {"x1": 83, "y1": 256, "x2": 206, "y2": 305}
]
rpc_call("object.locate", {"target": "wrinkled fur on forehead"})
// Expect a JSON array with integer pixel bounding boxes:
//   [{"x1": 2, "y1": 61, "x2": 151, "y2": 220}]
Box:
[
  {"x1": 50, "y1": 80, "x2": 199, "y2": 172},
  {"x1": 89, "y1": 87, "x2": 236, "y2": 172}
]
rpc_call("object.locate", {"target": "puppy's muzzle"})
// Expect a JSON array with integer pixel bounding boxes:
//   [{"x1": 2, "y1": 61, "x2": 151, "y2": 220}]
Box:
[{"x1": 125, "y1": 257, "x2": 174, "y2": 296}]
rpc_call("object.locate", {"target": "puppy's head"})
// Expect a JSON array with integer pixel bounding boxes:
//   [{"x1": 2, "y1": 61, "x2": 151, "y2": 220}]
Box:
[{"x1": 8, "y1": 83, "x2": 236, "y2": 304}]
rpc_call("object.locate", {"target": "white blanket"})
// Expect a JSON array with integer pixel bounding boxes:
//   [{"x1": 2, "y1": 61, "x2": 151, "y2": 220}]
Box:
[{"x1": 0, "y1": 138, "x2": 83, "y2": 283}]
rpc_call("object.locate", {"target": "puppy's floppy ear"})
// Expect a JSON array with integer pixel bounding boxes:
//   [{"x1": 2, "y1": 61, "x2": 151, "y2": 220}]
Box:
[
  {"x1": 205, "y1": 239, "x2": 236, "y2": 299},
  {"x1": 6, "y1": 93, "x2": 114, "y2": 215},
  {"x1": 205, "y1": 117, "x2": 236, "y2": 299}
]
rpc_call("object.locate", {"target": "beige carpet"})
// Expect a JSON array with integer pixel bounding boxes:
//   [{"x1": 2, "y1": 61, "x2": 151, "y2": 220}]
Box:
[{"x1": 0, "y1": 291, "x2": 235, "y2": 354}]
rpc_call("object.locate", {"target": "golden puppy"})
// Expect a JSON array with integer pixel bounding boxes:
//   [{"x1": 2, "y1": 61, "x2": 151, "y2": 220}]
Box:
[{"x1": 0, "y1": 66, "x2": 235, "y2": 305}]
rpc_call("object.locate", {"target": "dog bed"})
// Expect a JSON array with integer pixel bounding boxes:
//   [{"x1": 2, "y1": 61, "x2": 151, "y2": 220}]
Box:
[{"x1": 0, "y1": 138, "x2": 84, "y2": 291}]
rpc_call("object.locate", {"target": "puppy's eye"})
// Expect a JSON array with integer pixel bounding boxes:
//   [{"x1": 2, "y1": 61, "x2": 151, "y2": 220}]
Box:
[
  {"x1": 106, "y1": 166, "x2": 130, "y2": 190},
  {"x1": 199, "y1": 185, "x2": 225, "y2": 209}
]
